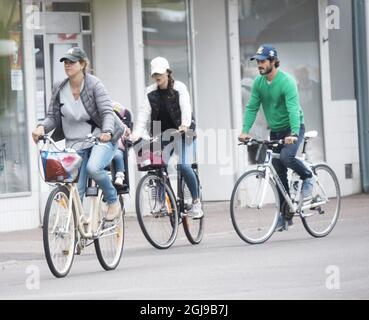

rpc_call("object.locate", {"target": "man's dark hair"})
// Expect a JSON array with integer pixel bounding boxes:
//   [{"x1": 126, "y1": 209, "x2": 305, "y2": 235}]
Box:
[{"x1": 268, "y1": 57, "x2": 280, "y2": 68}]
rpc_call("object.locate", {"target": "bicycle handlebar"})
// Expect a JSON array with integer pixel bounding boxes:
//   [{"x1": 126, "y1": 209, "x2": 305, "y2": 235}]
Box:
[
  {"x1": 238, "y1": 138, "x2": 285, "y2": 147},
  {"x1": 128, "y1": 129, "x2": 187, "y2": 149},
  {"x1": 38, "y1": 134, "x2": 100, "y2": 151}
]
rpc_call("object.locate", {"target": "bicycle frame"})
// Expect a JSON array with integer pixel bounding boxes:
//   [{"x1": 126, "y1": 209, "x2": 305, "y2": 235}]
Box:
[
  {"x1": 40, "y1": 135, "x2": 118, "y2": 242},
  {"x1": 255, "y1": 149, "x2": 329, "y2": 216},
  {"x1": 148, "y1": 164, "x2": 199, "y2": 221}
]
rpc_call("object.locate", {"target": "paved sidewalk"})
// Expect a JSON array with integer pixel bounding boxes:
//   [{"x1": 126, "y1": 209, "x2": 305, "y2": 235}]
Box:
[{"x1": 0, "y1": 193, "x2": 368, "y2": 264}]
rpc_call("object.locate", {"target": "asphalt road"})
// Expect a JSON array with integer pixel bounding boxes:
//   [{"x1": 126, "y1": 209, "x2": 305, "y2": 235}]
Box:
[{"x1": 0, "y1": 194, "x2": 368, "y2": 300}]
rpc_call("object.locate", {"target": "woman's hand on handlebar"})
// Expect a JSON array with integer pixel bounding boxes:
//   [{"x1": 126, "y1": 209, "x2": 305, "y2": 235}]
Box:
[
  {"x1": 99, "y1": 132, "x2": 112, "y2": 143},
  {"x1": 32, "y1": 126, "x2": 45, "y2": 144},
  {"x1": 178, "y1": 125, "x2": 188, "y2": 134}
]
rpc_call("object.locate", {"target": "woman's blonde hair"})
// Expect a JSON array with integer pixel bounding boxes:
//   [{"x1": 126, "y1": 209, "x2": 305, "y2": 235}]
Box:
[{"x1": 80, "y1": 57, "x2": 90, "y2": 74}]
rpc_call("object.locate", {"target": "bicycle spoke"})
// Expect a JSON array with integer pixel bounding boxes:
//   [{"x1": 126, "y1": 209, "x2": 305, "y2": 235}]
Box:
[{"x1": 231, "y1": 170, "x2": 279, "y2": 244}]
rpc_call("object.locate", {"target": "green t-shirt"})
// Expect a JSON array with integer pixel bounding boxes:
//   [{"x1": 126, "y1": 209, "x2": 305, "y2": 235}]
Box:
[{"x1": 242, "y1": 70, "x2": 304, "y2": 135}]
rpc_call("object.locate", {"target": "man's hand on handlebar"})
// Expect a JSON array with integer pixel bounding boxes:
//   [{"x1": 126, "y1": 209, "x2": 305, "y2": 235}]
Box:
[
  {"x1": 284, "y1": 136, "x2": 298, "y2": 145},
  {"x1": 238, "y1": 132, "x2": 252, "y2": 143}
]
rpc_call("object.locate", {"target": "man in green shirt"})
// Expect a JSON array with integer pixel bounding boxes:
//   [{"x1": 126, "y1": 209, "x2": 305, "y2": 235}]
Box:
[{"x1": 238, "y1": 44, "x2": 314, "y2": 231}]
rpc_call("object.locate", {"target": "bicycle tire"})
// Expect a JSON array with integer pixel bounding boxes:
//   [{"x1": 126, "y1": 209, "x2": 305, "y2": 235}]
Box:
[
  {"x1": 230, "y1": 169, "x2": 280, "y2": 244},
  {"x1": 43, "y1": 185, "x2": 76, "y2": 278},
  {"x1": 135, "y1": 173, "x2": 179, "y2": 249},
  {"x1": 301, "y1": 163, "x2": 341, "y2": 237},
  {"x1": 94, "y1": 195, "x2": 125, "y2": 270}
]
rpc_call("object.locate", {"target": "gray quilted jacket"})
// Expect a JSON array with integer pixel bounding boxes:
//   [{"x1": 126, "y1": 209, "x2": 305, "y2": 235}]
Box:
[{"x1": 40, "y1": 73, "x2": 125, "y2": 144}]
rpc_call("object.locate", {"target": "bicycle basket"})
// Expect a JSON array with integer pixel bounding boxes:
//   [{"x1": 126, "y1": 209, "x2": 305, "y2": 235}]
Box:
[
  {"x1": 40, "y1": 150, "x2": 83, "y2": 183},
  {"x1": 248, "y1": 143, "x2": 267, "y2": 165},
  {"x1": 136, "y1": 149, "x2": 166, "y2": 171}
]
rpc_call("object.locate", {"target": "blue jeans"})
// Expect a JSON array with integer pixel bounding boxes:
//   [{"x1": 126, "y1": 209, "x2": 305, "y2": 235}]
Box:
[
  {"x1": 271, "y1": 124, "x2": 312, "y2": 208},
  {"x1": 113, "y1": 149, "x2": 125, "y2": 173},
  {"x1": 77, "y1": 142, "x2": 119, "y2": 204},
  {"x1": 161, "y1": 136, "x2": 199, "y2": 200}
]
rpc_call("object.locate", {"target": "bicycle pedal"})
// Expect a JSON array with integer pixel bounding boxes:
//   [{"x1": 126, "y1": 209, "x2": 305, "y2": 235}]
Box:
[
  {"x1": 74, "y1": 242, "x2": 82, "y2": 255},
  {"x1": 85, "y1": 187, "x2": 99, "y2": 197}
]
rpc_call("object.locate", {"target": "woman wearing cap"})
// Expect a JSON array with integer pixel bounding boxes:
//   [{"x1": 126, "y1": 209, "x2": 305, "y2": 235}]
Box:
[
  {"x1": 32, "y1": 47, "x2": 126, "y2": 221},
  {"x1": 131, "y1": 57, "x2": 203, "y2": 219}
]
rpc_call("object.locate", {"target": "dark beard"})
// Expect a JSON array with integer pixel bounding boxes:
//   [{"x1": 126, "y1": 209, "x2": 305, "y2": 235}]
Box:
[{"x1": 259, "y1": 66, "x2": 273, "y2": 75}]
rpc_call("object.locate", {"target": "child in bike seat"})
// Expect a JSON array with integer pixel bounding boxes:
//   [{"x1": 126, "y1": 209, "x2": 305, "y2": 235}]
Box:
[{"x1": 112, "y1": 101, "x2": 133, "y2": 186}]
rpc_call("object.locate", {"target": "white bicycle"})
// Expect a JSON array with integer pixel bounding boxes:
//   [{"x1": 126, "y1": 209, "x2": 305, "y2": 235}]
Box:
[
  {"x1": 38, "y1": 134, "x2": 124, "y2": 278},
  {"x1": 230, "y1": 131, "x2": 341, "y2": 244}
]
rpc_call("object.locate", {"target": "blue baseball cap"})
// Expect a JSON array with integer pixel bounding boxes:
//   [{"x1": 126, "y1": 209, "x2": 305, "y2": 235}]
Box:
[{"x1": 250, "y1": 44, "x2": 277, "y2": 61}]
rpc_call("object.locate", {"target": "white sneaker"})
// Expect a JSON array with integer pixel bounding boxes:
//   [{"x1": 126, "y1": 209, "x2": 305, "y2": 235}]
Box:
[
  {"x1": 190, "y1": 200, "x2": 204, "y2": 219},
  {"x1": 106, "y1": 201, "x2": 121, "y2": 221},
  {"x1": 114, "y1": 172, "x2": 125, "y2": 186}
]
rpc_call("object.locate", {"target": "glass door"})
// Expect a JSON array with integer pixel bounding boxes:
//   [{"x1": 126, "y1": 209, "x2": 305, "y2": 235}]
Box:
[
  {"x1": 141, "y1": 0, "x2": 193, "y2": 91},
  {"x1": 238, "y1": 0, "x2": 325, "y2": 162},
  {"x1": 44, "y1": 33, "x2": 83, "y2": 92}
]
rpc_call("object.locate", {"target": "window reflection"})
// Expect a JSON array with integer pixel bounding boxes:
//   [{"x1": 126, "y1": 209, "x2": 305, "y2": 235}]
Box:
[
  {"x1": 0, "y1": 0, "x2": 30, "y2": 194},
  {"x1": 238, "y1": 0, "x2": 325, "y2": 161},
  {"x1": 142, "y1": 0, "x2": 190, "y2": 88}
]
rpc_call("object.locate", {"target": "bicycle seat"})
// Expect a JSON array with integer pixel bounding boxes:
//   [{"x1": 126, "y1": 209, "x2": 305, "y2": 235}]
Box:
[{"x1": 304, "y1": 131, "x2": 318, "y2": 139}]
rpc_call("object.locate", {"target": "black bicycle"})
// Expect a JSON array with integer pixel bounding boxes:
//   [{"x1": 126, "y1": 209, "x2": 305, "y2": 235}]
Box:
[{"x1": 134, "y1": 134, "x2": 204, "y2": 249}]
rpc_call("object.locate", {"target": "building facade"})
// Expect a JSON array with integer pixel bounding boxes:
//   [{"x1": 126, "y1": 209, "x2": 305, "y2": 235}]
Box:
[{"x1": 0, "y1": 0, "x2": 367, "y2": 232}]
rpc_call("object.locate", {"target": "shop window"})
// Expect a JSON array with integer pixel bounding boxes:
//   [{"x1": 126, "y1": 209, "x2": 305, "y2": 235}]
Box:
[
  {"x1": 141, "y1": 0, "x2": 191, "y2": 89},
  {"x1": 0, "y1": 0, "x2": 30, "y2": 194},
  {"x1": 238, "y1": 0, "x2": 325, "y2": 161},
  {"x1": 328, "y1": 0, "x2": 355, "y2": 100}
]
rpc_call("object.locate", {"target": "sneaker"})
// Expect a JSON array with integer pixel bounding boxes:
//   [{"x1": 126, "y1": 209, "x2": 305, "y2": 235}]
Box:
[
  {"x1": 275, "y1": 214, "x2": 286, "y2": 232},
  {"x1": 301, "y1": 177, "x2": 314, "y2": 201},
  {"x1": 114, "y1": 172, "x2": 125, "y2": 186},
  {"x1": 190, "y1": 200, "x2": 204, "y2": 219},
  {"x1": 105, "y1": 201, "x2": 121, "y2": 221}
]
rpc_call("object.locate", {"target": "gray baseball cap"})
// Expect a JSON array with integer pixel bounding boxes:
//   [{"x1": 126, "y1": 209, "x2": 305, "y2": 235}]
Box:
[{"x1": 60, "y1": 47, "x2": 87, "y2": 62}]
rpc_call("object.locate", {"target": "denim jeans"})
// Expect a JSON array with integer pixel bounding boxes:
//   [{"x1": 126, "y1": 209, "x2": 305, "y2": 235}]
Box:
[
  {"x1": 77, "y1": 141, "x2": 119, "y2": 204},
  {"x1": 113, "y1": 149, "x2": 125, "y2": 173},
  {"x1": 161, "y1": 136, "x2": 199, "y2": 200},
  {"x1": 271, "y1": 124, "x2": 312, "y2": 208}
]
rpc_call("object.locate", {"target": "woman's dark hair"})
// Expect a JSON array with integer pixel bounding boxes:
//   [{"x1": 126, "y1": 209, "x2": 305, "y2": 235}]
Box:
[
  {"x1": 268, "y1": 57, "x2": 280, "y2": 68},
  {"x1": 167, "y1": 69, "x2": 175, "y2": 94}
]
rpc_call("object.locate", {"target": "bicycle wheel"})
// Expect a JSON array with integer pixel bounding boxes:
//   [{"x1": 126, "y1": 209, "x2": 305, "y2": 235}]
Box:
[
  {"x1": 301, "y1": 163, "x2": 341, "y2": 237},
  {"x1": 43, "y1": 185, "x2": 76, "y2": 278},
  {"x1": 94, "y1": 195, "x2": 124, "y2": 270},
  {"x1": 182, "y1": 179, "x2": 204, "y2": 244},
  {"x1": 230, "y1": 169, "x2": 280, "y2": 244},
  {"x1": 136, "y1": 173, "x2": 179, "y2": 249}
]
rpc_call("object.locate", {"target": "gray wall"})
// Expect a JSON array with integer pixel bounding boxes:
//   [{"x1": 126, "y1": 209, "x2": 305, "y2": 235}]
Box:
[{"x1": 192, "y1": 0, "x2": 235, "y2": 200}]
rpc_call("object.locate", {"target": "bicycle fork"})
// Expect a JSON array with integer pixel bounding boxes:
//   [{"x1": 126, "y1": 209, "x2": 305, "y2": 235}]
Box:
[{"x1": 250, "y1": 169, "x2": 270, "y2": 209}]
